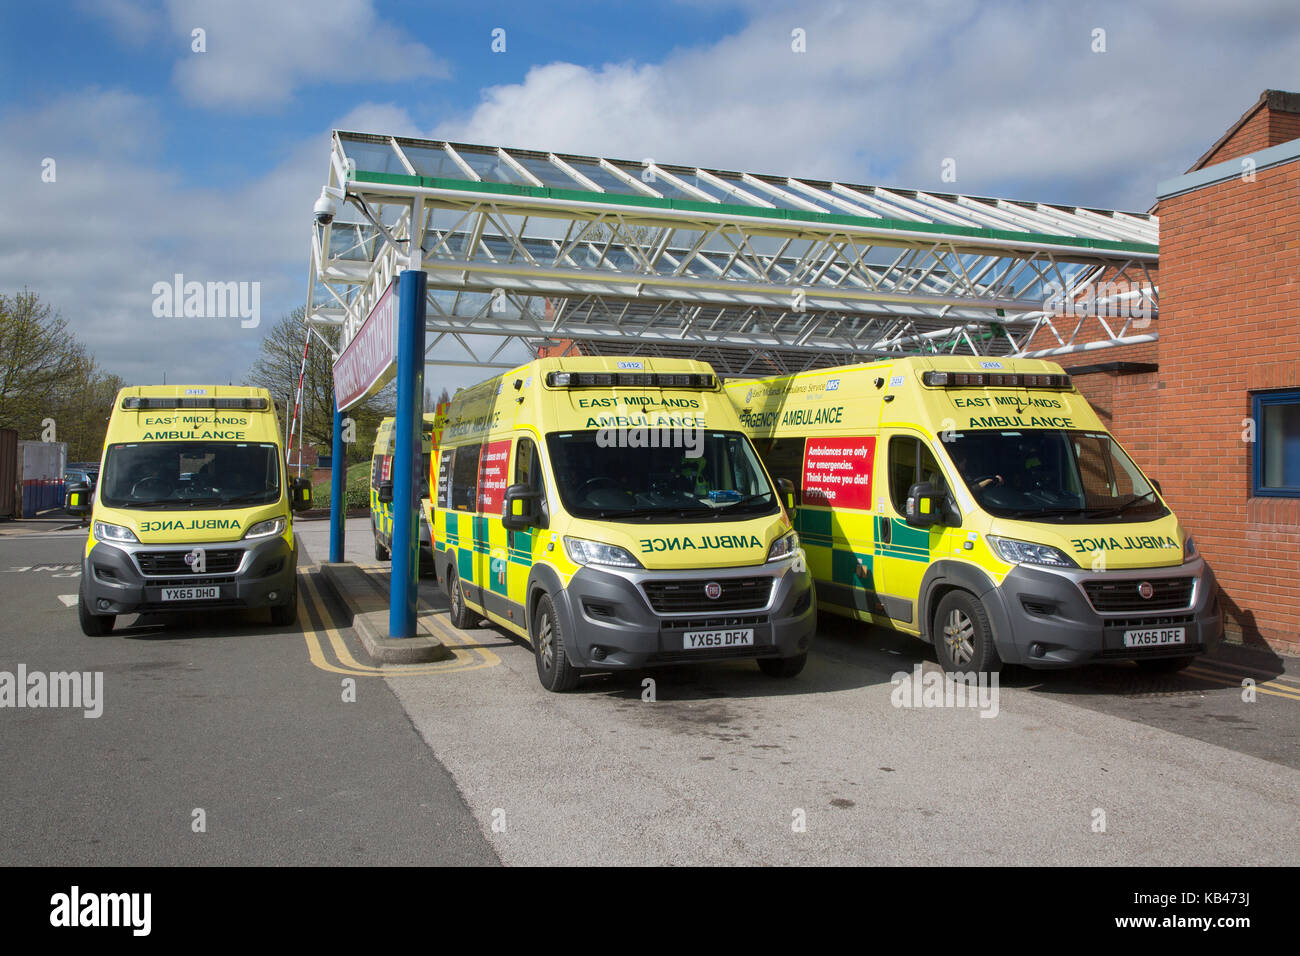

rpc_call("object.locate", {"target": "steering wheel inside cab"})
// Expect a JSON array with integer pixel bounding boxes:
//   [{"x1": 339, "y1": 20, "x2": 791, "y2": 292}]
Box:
[
  {"x1": 131, "y1": 476, "x2": 173, "y2": 498},
  {"x1": 579, "y1": 476, "x2": 631, "y2": 507}
]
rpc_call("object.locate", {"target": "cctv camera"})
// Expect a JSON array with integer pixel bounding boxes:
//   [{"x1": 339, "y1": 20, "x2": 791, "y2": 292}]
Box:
[{"x1": 313, "y1": 190, "x2": 337, "y2": 226}]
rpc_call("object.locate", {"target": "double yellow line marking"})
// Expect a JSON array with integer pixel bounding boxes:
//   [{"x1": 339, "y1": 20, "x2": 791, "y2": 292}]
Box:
[
  {"x1": 1184, "y1": 660, "x2": 1300, "y2": 702},
  {"x1": 296, "y1": 570, "x2": 501, "y2": 677}
]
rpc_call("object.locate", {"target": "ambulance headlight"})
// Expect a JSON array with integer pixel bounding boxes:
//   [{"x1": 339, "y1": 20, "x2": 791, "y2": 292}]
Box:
[
  {"x1": 563, "y1": 536, "x2": 643, "y2": 569},
  {"x1": 767, "y1": 530, "x2": 799, "y2": 562},
  {"x1": 987, "y1": 535, "x2": 1077, "y2": 569},
  {"x1": 243, "y1": 517, "x2": 287, "y2": 540},
  {"x1": 1183, "y1": 535, "x2": 1197, "y2": 561},
  {"x1": 93, "y1": 521, "x2": 138, "y2": 543}
]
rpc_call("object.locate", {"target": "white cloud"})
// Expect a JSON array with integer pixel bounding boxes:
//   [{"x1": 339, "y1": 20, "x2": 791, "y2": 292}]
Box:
[
  {"x1": 0, "y1": 89, "x2": 340, "y2": 387},
  {"x1": 434, "y1": 0, "x2": 1300, "y2": 211},
  {"x1": 166, "y1": 0, "x2": 449, "y2": 109},
  {"x1": 8, "y1": 0, "x2": 1300, "y2": 401}
]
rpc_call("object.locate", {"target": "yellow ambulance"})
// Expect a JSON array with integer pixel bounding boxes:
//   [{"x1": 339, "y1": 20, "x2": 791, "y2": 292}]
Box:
[
  {"x1": 726, "y1": 356, "x2": 1222, "y2": 674},
  {"x1": 369, "y1": 408, "x2": 444, "y2": 563},
  {"x1": 431, "y1": 357, "x2": 816, "y2": 691},
  {"x1": 66, "y1": 385, "x2": 313, "y2": 635}
]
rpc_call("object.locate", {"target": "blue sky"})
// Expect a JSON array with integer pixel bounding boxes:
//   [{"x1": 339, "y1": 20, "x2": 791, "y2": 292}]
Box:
[{"x1": 2, "y1": 0, "x2": 1298, "y2": 392}]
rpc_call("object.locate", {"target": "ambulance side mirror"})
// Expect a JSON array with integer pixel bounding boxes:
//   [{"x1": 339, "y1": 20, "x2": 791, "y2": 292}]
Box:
[
  {"x1": 777, "y1": 478, "x2": 798, "y2": 514},
  {"x1": 66, "y1": 482, "x2": 91, "y2": 517},
  {"x1": 1151, "y1": 479, "x2": 1163, "y2": 496},
  {"x1": 291, "y1": 477, "x2": 314, "y2": 512},
  {"x1": 502, "y1": 483, "x2": 542, "y2": 530},
  {"x1": 905, "y1": 481, "x2": 947, "y2": 528},
  {"x1": 377, "y1": 481, "x2": 393, "y2": 504}
]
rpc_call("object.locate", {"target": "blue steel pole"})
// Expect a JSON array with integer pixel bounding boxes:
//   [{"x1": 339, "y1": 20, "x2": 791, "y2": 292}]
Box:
[
  {"x1": 329, "y1": 396, "x2": 345, "y2": 563},
  {"x1": 389, "y1": 268, "x2": 426, "y2": 638}
]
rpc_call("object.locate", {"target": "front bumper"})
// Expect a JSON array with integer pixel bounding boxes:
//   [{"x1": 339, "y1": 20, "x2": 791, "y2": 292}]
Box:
[
  {"x1": 550, "y1": 555, "x2": 816, "y2": 669},
  {"x1": 983, "y1": 555, "x2": 1222, "y2": 668},
  {"x1": 82, "y1": 534, "x2": 297, "y2": 616}
]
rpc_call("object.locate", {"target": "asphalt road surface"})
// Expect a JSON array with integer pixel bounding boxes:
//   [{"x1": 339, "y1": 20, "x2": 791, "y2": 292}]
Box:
[
  {"x1": 3, "y1": 517, "x2": 1297, "y2": 865},
  {"x1": 0, "y1": 524, "x2": 494, "y2": 866}
]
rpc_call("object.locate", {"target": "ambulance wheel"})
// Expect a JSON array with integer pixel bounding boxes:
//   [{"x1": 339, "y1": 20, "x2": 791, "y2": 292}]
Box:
[
  {"x1": 933, "y1": 590, "x2": 1001, "y2": 675},
  {"x1": 532, "y1": 593, "x2": 580, "y2": 692},
  {"x1": 445, "y1": 567, "x2": 477, "y2": 630},
  {"x1": 758, "y1": 653, "x2": 807, "y2": 678},
  {"x1": 270, "y1": 597, "x2": 298, "y2": 627},
  {"x1": 78, "y1": 585, "x2": 115, "y2": 637},
  {"x1": 1136, "y1": 655, "x2": 1195, "y2": 674},
  {"x1": 372, "y1": 519, "x2": 390, "y2": 560}
]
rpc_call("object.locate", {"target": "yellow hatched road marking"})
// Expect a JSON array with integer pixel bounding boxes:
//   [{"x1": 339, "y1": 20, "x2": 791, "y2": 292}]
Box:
[{"x1": 297, "y1": 572, "x2": 501, "y2": 677}]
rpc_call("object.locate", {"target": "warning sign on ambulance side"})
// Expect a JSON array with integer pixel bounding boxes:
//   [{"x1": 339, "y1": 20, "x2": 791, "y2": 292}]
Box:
[
  {"x1": 802, "y1": 437, "x2": 875, "y2": 510},
  {"x1": 476, "y1": 440, "x2": 512, "y2": 514}
]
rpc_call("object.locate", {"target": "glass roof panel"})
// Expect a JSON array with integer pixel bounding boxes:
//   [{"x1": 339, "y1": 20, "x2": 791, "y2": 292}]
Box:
[
  {"x1": 400, "y1": 143, "x2": 468, "y2": 179},
  {"x1": 342, "y1": 138, "x2": 407, "y2": 176},
  {"x1": 508, "y1": 153, "x2": 590, "y2": 190},
  {"x1": 452, "y1": 147, "x2": 534, "y2": 186},
  {"x1": 677, "y1": 172, "x2": 754, "y2": 204},
  {"x1": 559, "y1": 158, "x2": 643, "y2": 195},
  {"x1": 607, "y1": 163, "x2": 702, "y2": 200},
  {"x1": 744, "y1": 177, "x2": 834, "y2": 212}
]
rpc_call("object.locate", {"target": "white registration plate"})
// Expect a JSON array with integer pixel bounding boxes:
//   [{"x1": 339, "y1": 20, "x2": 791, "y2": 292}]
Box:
[
  {"x1": 161, "y1": 586, "x2": 220, "y2": 602},
  {"x1": 1123, "y1": 627, "x2": 1186, "y2": 648},
  {"x1": 683, "y1": 628, "x2": 754, "y2": 650}
]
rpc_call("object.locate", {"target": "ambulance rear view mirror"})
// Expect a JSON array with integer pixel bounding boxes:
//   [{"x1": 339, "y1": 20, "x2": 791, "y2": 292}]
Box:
[
  {"x1": 502, "y1": 483, "x2": 542, "y2": 530},
  {"x1": 291, "y1": 477, "x2": 314, "y2": 512},
  {"x1": 377, "y1": 481, "x2": 393, "y2": 504},
  {"x1": 777, "y1": 478, "x2": 798, "y2": 514},
  {"x1": 66, "y1": 482, "x2": 91, "y2": 517},
  {"x1": 905, "y1": 481, "x2": 947, "y2": 529}
]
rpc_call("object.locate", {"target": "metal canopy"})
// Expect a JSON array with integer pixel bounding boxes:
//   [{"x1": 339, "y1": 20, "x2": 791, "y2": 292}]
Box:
[{"x1": 308, "y1": 131, "x2": 1159, "y2": 376}]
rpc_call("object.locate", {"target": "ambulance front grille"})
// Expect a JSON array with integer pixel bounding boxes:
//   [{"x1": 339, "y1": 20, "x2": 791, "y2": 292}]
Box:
[
  {"x1": 642, "y1": 578, "x2": 773, "y2": 613},
  {"x1": 1083, "y1": 577, "x2": 1193, "y2": 613},
  {"x1": 136, "y1": 549, "x2": 244, "y2": 575}
]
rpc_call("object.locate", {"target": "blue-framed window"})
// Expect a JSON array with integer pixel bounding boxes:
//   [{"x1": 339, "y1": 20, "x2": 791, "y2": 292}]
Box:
[{"x1": 1253, "y1": 389, "x2": 1300, "y2": 497}]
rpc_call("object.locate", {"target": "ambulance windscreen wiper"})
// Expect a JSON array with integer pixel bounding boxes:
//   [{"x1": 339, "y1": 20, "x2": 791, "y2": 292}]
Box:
[
  {"x1": 717, "y1": 493, "x2": 773, "y2": 512},
  {"x1": 1001, "y1": 506, "x2": 1090, "y2": 520},
  {"x1": 594, "y1": 506, "x2": 683, "y2": 521},
  {"x1": 1086, "y1": 490, "x2": 1161, "y2": 519}
]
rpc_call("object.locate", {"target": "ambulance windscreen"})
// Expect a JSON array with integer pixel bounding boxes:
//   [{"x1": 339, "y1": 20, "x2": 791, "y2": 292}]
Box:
[
  {"x1": 99, "y1": 442, "x2": 282, "y2": 509},
  {"x1": 943, "y1": 429, "x2": 1167, "y2": 523},
  {"x1": 546, "y1": 430, "x2": 777, "y2": 522}
]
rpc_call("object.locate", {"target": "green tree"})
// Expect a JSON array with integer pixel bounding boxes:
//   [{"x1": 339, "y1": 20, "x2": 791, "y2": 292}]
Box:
[
  {"x1": 0, "y1": 290, "x2": 83, "y2": 436},
  {"x1": 0, "y1": 290, "x2": 124, "y2": 461}
]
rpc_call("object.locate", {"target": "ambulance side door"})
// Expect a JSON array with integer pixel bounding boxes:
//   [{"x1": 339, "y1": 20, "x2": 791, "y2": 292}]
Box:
[
  {"x1": 875, "y1": 431, "x2": 952, "y2": 634},
  {"x1": 504, "y1": 434, "x2": 544, "y2": 631},
  {"x1": 792, "y1": 434, "x2": 881, "y2": 617},
  {"x1": 450, "y1": 442, "x2": 483, "y2": 608}
]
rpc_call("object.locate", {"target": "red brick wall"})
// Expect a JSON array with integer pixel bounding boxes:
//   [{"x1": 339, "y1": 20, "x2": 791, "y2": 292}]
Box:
[
  {"x1": 1270, "y1": 110, "x2": 1300, "y2": 149},
  {"x1": 1199, "y1": 109, "x2": 1273, "y2": 167},
  {"x1": 1157, "y1": 158, "x2": 1300, "y2": 655}
]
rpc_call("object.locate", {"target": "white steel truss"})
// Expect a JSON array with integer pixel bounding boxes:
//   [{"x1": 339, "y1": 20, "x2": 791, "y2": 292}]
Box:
[{"x1": 308, "y1": 132, "x2": 1159, "y2": 375}]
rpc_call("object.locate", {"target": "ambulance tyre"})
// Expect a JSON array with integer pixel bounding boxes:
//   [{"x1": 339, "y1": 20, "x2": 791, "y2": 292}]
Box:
[
  {"x1": 270, "y1": 597, "x2": 298, "y2": 627},
  {"x1": 532, "y1": 592, "x2": 580, "y2": 692},
  {"x1": 758, "y1": 653, "x2": 807, "y2": 678},
  {"x1": 445, "y1": 567, "x2": 477, "y2": 630},
  {"x1": 78, "y1": 583, "x2": 115, "y2": 637},
  {"x1": 933, "y1": 590, "x2": 1002, "y2": 675},
  {"x1": 1136, "y1": 655, "x2": 1195, "y2": 674}
]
